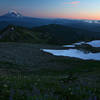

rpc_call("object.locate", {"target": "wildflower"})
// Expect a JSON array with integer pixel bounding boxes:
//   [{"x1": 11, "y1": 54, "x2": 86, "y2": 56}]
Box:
[
  {"x1": 94, "y1": 88, "x2": 96, "y2": 92},
  {"x1": 3, "y1": 84, "x2": 8, "y2": 88},
  {"x1": 37, "y1": 79, "x2": 40, "y2": 82},
  {"x1": 70, "y1": 92, "x2": 73, "y2": 95},
  {"x1": 34, "y1": 82, "x2": 38, "y2": 85},
  {"x1": 68, "y1": 88, "x2": 71, "y2": 91}
]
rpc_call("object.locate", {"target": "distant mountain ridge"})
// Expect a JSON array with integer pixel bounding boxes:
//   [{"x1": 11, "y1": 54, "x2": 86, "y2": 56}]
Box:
[
  {"x1": 0, "y1": 10, "x2": 54, "y2": 30},
  {"x1": 0, "y1": 24, "x2": 100, "y2": 44},
  {"x1": 1, "y1": 11, "x2": 100, "y2": 32},
  {"x1": 33, "y1": 24, "x2": 100, "y2": 44}
]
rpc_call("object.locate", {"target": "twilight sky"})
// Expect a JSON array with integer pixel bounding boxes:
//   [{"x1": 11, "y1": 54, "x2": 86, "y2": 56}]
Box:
[{"x1": 0, "y1": 0, "x2": 100, "y2": 20}]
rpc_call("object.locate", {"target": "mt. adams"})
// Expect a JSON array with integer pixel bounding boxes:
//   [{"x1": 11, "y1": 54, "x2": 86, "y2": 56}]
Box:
[
  {"x1": 0, "y1": 10, "x2": 53, "y2": 29},
  {"x1": 2, "y1": 10, "x2": 23, "y2": 18}
]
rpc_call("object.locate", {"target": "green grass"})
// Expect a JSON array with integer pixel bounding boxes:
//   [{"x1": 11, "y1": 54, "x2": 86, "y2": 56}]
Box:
[{"x1": 0, "y1": 58, "x2": 100, "y2": 100}]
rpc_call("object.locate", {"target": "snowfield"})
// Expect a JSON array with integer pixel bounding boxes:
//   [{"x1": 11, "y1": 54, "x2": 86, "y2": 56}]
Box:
[
  {"x1": 42, "y1": 49, "x2": 100, "y2": 61},
  {"x1": 42, "y1": 40, "x2": 100, "y2": 61},
  {"x1": 63, "y1": 40, "x2": 100, "y2": 48},
  {"x1": 63, "y1": 45, "x2": 75, "y2": 48},
  {"x1": 86, "y1": 40, "x2": 100, "y2": 47}
]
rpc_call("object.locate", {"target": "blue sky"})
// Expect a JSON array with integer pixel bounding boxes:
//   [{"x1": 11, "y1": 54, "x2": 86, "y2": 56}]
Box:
[{"x1": 0, "y1": 0, "x2": 100, "y2": 19}]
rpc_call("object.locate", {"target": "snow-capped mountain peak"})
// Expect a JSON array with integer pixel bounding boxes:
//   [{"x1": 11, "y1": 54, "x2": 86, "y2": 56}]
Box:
[{"x1": 3, "y1": 10, "x2": 22, "y2": 18}]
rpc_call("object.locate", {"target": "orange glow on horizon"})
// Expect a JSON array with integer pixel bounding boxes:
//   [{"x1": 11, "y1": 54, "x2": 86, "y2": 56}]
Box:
[
  {"x1": 23, "y1": 11, "x2": 100, "y2": 20},
  {"x1": 46, "y1": 14, "x2": 100, "y2": 20}
]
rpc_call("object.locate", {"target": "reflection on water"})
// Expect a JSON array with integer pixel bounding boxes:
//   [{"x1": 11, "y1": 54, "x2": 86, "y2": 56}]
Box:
[{"x1": 42, "y1": 49, "x2": 100, "y2": 60}]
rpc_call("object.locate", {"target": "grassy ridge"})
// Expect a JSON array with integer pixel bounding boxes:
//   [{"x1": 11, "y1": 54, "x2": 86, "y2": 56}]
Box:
[
  {"x1": 0, "y1": 25, "x2": 53, "y2": 44},
  {"x1": 0, "y1": 24, "x2": 100, "y2": 45}
]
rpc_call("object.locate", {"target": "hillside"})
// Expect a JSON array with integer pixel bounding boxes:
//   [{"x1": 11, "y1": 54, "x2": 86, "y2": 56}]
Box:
[
  {"x1": 33, "y1": 24, "x2": 100, "y2": 44},
  {"x1": 0, "y1": 42, "x2": 100, "y2": 100},
  {"x1": 0, "y1": 25, "x2": 53, "y2": 44},
  {"x1": 0, "y1": 24, "x2": 100, "y2": 45}
]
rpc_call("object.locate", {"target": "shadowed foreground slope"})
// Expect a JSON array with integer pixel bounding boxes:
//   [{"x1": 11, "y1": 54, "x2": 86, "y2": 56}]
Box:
[{"x1": 0, "y1": 43, "x2": 100, "y2": 100}]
